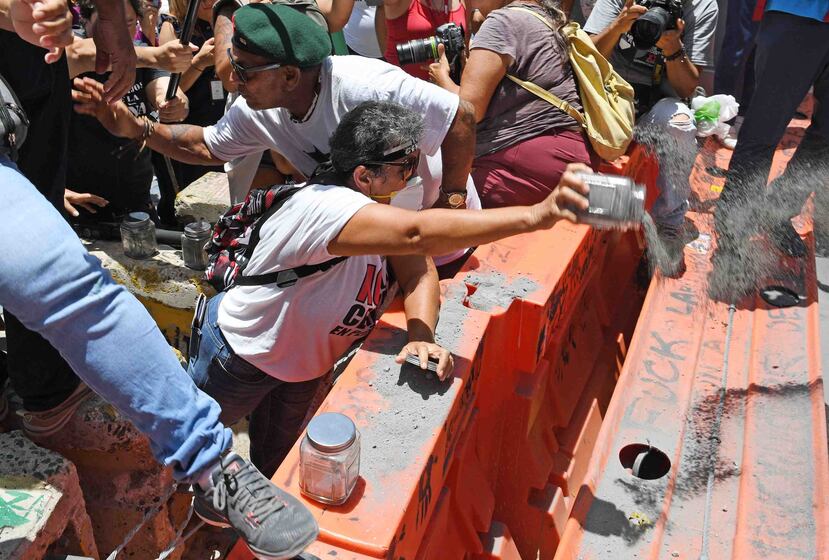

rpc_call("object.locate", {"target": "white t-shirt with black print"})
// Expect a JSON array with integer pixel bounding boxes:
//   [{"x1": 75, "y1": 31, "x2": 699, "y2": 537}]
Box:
[{"x1": 217, "y1": 183, "x2": 391, "y2": 382}]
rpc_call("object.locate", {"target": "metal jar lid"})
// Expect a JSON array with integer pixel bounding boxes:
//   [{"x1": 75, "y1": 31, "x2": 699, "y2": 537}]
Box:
[
  {"x1": 184, "y1": 220, "x2": 211, "y2": 240},
  {"x1": 122, "y1": 212, "x2": 152, "y2": 230},
  {"x1": 306, "y1": 413, "x2": 357, "y2": 453}
]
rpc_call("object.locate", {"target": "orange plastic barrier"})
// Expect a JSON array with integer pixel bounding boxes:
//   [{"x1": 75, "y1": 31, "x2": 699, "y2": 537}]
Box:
[
  {"x1": 599, "y1": 142, "x2": 661, "y2": 211},
  {"x1": 556, "y1": 101, "x2": 829, "y2": 560},
  {"x1": 228, "y1": 220, "x2": 644, "y2": 559}
]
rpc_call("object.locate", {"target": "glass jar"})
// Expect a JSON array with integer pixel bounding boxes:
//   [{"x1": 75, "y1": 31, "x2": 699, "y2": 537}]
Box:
[
  {"x1": 299, "y1": 413, "x2": 360, "y2": 505},
  {"x1": 181, "y1": 220, "x2": 211, "y2": 270},
  {"x1": 120, "y1": 212, "x2": 157, "y2": 259},
  {"x1": 573, "y1": 172, "x2": 646, "y2": 230}
]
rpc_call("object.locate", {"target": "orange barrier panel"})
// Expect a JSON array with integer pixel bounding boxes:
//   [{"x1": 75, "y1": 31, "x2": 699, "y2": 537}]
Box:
[
  {"x1": 599, "y1": 143, "x2": 661, "y2": 211},
  {"x1": 227, "y1": 217, "x2": 645, "y2": 560},
  {"x1": 556, "y1": 102, "x2": 829, "y2": 559}
]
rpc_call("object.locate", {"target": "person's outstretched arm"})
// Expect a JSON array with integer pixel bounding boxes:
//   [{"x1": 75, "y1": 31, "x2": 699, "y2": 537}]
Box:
[
  {"x1": 72, "y1": 76, "x2": 225, "y2": 165},
  {"x1": 329, "y1": 163, "x2": 592, "y2": 257},
  {"x1": 0, "y1": 158, "x2": 232, "y2": 480}
]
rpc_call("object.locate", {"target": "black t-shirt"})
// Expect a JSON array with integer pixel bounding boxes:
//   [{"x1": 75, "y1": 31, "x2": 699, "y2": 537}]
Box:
[
  {"x1": 0, "y1": 32, "x2": 71, "y2": 211},
  {"x1": 67, "y1": 60, "x2": 168, "y2": 216}
]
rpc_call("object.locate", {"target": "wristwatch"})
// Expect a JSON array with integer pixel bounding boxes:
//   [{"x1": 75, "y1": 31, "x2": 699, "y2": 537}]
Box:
[{"x1": 440, "y1": 188, "x2": 467, "y2": 209}]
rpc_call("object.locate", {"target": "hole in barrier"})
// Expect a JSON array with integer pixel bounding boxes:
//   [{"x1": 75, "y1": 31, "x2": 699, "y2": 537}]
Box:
[
  {"x1": 619, "y1": 443, "x2": 671, "y2": 480},
  {"x1": 759, "y1": 285, "x2": 802, "y2": 308},
  {"x1": 461, "y1": 283, "x2": 478, "y2": 309}
]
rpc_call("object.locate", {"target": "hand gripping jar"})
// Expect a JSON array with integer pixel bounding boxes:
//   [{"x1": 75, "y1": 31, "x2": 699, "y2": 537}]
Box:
[
  {"x1": 299, "y1": 413, "x2": 361, "y2": 505},
  {"x1": 120, "y1": 212, "x2": 157, "y2": 259},
  {"x1": 573, "y1": 172, "x2": 646, "y2": 230}
]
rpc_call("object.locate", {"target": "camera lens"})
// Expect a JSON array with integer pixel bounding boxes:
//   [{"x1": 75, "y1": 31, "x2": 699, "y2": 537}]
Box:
[
  {"x1": 631, "y1": 6, "x2": 671, "y2": 49},
  {"x1": 396, "y1": 37, "x2": 438, "y2": 66}
]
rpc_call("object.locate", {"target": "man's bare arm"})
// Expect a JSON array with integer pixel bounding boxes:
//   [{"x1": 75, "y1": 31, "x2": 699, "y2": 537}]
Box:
[
  {"x1": 149, "y1": 124, "x2": 225, "y2": 165},
  {"x1": 439, "y1": 99, "x2": 476, "y2": 194},
  {"x1": 73, "y1": 76, "x2": 224, "y2": 165},
  {"x1": 213, "y1": 5, "x2": 236, "y2": 91}
]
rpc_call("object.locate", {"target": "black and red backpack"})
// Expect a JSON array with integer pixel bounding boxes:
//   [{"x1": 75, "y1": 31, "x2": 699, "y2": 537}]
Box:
[{"x1": 205, "y1": 184, "x2": 347, "y2": 292}]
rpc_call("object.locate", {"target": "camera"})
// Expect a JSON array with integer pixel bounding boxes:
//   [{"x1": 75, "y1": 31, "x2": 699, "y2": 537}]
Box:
[
  {"x1": 630, "y1": 0, "x2": 682, "y2": 50},
  {"x1": 395, "y1": 23, "x2": 465, "y2": 84}
]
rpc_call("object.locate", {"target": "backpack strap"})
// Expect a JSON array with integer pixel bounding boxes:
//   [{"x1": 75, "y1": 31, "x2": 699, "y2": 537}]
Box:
[
  {"x1": 504, "y1": 74, "x2": 586, "y2": 127},
  {"x1": 504, "y1": 6, "x2": 586, "y2": 127},
  {"x1": 234, "y1": 256, "x2": 348, "y2": 288},
  {"x1": 236, "y1": 184, "x2": 348, "y2": 288}
]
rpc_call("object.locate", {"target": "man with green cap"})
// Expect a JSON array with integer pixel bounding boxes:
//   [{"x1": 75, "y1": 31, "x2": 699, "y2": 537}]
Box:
[{"x1": 73, "y1": 2, "x2": 479, "y2": 270}]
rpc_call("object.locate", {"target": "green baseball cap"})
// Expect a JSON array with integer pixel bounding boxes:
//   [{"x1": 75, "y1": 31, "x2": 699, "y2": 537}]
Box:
[{"x1": 232, "y1": 3, "x2": 331, "y2": 68}]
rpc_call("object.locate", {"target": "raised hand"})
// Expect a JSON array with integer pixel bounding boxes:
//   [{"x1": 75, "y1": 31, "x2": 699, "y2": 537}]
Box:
[{"x1": 9, "y1": 0, "x2": 73, "y2": 63}]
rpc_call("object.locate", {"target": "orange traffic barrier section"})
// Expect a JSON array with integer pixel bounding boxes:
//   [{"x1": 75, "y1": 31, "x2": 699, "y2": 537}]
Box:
[
  {"x1": 556, "y1": 102, "x2": 829, "y2": 560},
  {"x1": 228, "y1": 219, "x2": 645, "y2": 559}
]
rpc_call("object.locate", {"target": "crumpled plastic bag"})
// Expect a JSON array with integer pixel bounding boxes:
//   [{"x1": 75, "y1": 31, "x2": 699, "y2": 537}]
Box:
[{"x1": 691, "y1": 94, "x2": 739, "y2": 139}]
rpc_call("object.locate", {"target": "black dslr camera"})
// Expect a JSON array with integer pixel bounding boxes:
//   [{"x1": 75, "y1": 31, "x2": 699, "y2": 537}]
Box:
[
  {"x1": 630, "y1": 0, "x2": 683, "y2": 50},
  {"x1": 395, "y1": 23, "x2": 465, "y2": 84}
]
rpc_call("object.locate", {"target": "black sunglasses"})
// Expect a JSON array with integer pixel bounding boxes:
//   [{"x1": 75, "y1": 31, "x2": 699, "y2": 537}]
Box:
[
  {"x1": 227, "y1": 48, "x2": 282, "y2": 84},
  {"x1": 364, "y1": 153, "x2": 419, "y2": 177}
]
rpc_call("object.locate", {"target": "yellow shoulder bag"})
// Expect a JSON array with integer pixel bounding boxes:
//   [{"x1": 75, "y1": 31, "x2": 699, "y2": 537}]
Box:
[{"x1": 505, "y1": 7, "x2": 635, "y2": 161}]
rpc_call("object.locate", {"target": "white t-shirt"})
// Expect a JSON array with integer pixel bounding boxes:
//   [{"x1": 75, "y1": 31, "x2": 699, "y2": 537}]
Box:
[
  {"x1": 344, "y1": 2, "x2": 383, "y2": 58},
  {"x1": 217, "y1": 184, "x2": 390, "y2": 382},
  {"x1": 204, "y1": 55, "x2": 481, "y2": 264}
]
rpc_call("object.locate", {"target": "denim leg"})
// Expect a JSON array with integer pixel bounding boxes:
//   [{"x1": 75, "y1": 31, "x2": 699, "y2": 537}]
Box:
[
  {"x1": 249, "y1": 376, "x2": 325, "y2": 478},
  {"x1": 187, "y1": 292, "x2": 281, "y2": 428},
  {"x1": 637, "y1": 98, "x2": 697, "y2": 229},
  {"x1": 3, "y1": 310, "x2": 80, "y2": 411},
  {"x1": 0, "y1": 156, "x2": 232, "y2": 481}
]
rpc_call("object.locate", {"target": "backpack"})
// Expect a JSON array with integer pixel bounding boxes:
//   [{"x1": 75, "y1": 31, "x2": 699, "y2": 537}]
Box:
[
  {"x1": 205, "y1": 184, "x2": 346, "y2": 291},
  {"x1": 505, "y1": 8, "x2": 635, "y2": 161},
  {"x1": 0, "y1": 72, "x2": 29, "y2": 161}
]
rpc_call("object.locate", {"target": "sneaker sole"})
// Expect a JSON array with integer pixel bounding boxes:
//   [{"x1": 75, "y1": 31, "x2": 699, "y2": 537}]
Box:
[
  {"x1": 246, "y1": 526, "x2": 318, "y2": 560},
  {"x1": 193, "y1": 506, "x2": 231, "y2": 528},
  {"x1": 195, "y1": 509, "x2": 318, "y2": 560}
]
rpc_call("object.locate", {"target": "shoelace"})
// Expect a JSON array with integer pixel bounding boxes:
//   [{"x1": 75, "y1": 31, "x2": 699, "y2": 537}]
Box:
[{"x1": 212, "y1": 461, "x2": 286, "y2": 522}]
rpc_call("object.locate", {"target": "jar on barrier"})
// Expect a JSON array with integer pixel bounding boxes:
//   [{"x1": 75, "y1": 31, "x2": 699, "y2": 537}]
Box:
[
  {"x1": 573, "y1": 172, "x2": 646, "y2": 230},
  {"x1": 120, "y1": 212, "x2": 157, "y2": 259},
  {"x1": 299, "y1": 412, "x2": 361, "y2": 505},
  {"x1": 181, "y1": 220, "x2": 211, "y2": 270}
]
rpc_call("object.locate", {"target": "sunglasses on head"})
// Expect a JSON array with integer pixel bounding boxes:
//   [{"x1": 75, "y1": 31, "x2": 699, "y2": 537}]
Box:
[
  {"x1": 227, "y1": 48, "x2": 282, "y2": 84},
  {"x1": 364, "y1": 153, "x2": 419, "y2": 177}
]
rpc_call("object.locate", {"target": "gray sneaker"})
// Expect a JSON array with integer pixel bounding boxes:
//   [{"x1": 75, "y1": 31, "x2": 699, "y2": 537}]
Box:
[{"x1": 193, "y1": 453, "x2": 318, "y2": 560}]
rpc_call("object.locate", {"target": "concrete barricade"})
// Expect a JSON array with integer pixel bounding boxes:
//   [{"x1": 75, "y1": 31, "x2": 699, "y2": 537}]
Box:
[{"x1": 0, "y1": 431, "x2": 98, "y2": 559}]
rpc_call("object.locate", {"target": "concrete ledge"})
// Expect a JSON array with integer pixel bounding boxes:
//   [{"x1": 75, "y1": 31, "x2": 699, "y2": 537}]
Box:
[
  {"x1": 85, "y1": 240, "x2": 215, "y2": 356},
  {"x1": 174, "y1": 172, "x2": 231, "y2": 226},
  {"x1": 0, "y1": 431, "x2": 98, "y2": 560},
  {"x1": 28, "y1": 394, "x2": 186, "y2": 559}
]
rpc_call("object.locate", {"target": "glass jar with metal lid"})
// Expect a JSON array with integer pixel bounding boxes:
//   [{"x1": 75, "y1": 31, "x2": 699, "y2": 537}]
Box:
[
  {"x1": 120, "y1": 212, "x2": 157, "y2": 259},
  {"x1": 181, "y1": 220, "x2": 211, "y2": 270},
  {"x1": 299, "y1": 412, "x2": 361, "y2": 505}
]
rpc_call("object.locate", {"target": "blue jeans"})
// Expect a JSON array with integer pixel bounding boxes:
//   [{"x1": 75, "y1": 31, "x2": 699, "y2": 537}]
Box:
[
  {"x1": 638, "y1": 98, "x2": 697, "y2": 229},
  {"x1": 0, "y1": 156, "x2": 232, "y2": 481},
  {"x1": 187, "y1": 293, "x2": 324, "y2": 479}
]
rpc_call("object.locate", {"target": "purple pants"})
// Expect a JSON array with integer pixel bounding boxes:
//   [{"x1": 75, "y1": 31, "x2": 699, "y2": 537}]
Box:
[{"x1": 472, "y1": 129, "x2": 595, "y2": 208}]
